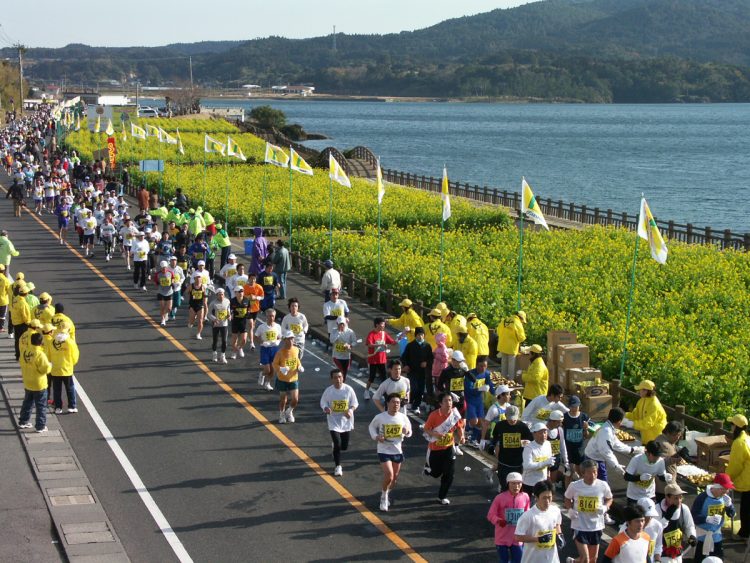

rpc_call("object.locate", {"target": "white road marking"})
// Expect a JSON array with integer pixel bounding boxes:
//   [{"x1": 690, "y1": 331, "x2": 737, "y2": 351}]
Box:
[{"x1": 75, "y1": 381, "x2": 193, "y2": 562}]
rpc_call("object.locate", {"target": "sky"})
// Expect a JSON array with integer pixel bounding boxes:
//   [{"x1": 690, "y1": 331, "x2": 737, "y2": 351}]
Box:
[{"x1": 0, "y1": 1, "x2": 531, "y2": 48}]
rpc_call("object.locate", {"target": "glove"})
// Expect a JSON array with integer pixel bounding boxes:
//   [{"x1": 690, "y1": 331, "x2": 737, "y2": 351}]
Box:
[
  {"x1": 596, "y1": 504, "x2": 609, "y2": 516},
  {"x1": 497, "y1": 518, "x2": 507, "y2": 527},
  {"x1": 562, "y1": 465, "x2": 571, "y2": 476},
  {"x1": 567, "y1": 509, "x2": 579, "y2": 520},
  {"x1": 298, "y1": 365, "x2": 305, "y2": 373},
  {"x1": 723, "y1": 495, "x2": 732, "y2": 507},
  {"x1": 479, "y1": 439, "x2": 487, "y2": 450},
  {"x1": 688, "y1": 535, "x2": 697, "y2": 547},
  {"x1": 663, "y1": 473, "x2": 673, "y2": 483},
  {"x1": 556, "y1": 534, "x2": 566, "y2": 549},
  {"x1": 621, "y1": 418, "x2": 635, "y2": 429},
  {"x1": 639, "y1": 473, "x2": 653, "y2": 481},
  {"x1": 631, "y1": 446, "x2": 645, "y2": 455},
  {"x1": 616, "y1": 464, "x2": 627, "y2": 476},
  {"x1": 479, "y1": 385, "x2": 490, "y2": 393},
  {"x1": 706, "y1": 515, "x2": 722, "y2": 526},
  {"x1": 537, "y1": 533, "x2": 553, "y2": 545},
  {"x1": 545, "y1": 458, "x2": 556, "y2": 467},
  {"x1": 279, "y1": 366, "x2": 289, "y2": 375}
]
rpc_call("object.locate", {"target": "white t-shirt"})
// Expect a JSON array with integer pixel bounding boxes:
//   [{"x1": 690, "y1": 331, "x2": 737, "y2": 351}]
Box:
[
  {"x1": 190, "y1": 268, "x2": 211, "y2": 286},
  {"x1": 254, "y1": 321, "x2": 282, "y2": 348},
  {"x1": 281, "y1": 313, "x2": 308, "y2": 344},
  {"x1": 131, "y1": 240, "x2": 149, "y2": 262},
  {"x1": 522, "y1": 440, "x2": 553, "y2": 486},
  {"x1": 515, "y1": 504, "x2": 562, "y2": 563},
  {"x1": 83, "y1": 216, "x2": 97, "y2": 236},
  {"x1": 625, "y1": 454, "x2": 666, "y2": 501},
  {"x1": 100, "y1": 223, "x2": 116, "y2": 239},
  {"x1": 320, "y1": 384, "x2": 359, "y2": 433},
  {"x1": 372, "y1": 377, "x2": 411, "y2": 412},
  {"x1": 219, "y1": 262, "x2": 238, "y2": 280},
  {"x1": 330, "y1": 327, "x2": 357, "y2": 360},
  {"x1": 323, "y1": 298, "x2": 349, "y2": 334},
  {"x1": 522, "y1": 396, "x2": 569, "y2": 424},
  {"x1": 564, "y1": 478, "x2": 612, "y2": 531},
  {"x1": 368, "y1": 411, "x2": 412, "y2": 455},
  {"x1": 485, "y1": 401, "x2": 509, "y2": 423},
  {"x1": 120, "y1": 225, "x2": 137, "y2": 246}
]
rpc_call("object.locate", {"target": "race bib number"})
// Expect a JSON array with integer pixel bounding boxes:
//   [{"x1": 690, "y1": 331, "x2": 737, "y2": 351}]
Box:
[
  {"x1": 178, "y1": 261, "x2": 188, "y2": 270},
  {"x1": 263, "y1": 276, "x2": 274, "y2": 287},
  {"x1": 194, "y1": 252, "x2": 204, "y2": 259},
  {"x1": 234, "y1": 307, "x2": 247, "y2": 318},
  {"x1": 226, "y1": 268, "x2": 237, "y2": 278},
  {"x1": 137, "y1": 251, "x2": 146, "y2": 258},
  {"x1": 265, "y1": 330, "x2": 277, "y2": 341},
  {"x1": 435, "y1": 433, "x2": 453, "y2": 447},
  {"x1": 577, "y1": 496, "x2": 599, "y2": 513},
  {"x1": 383, "y1": 424, "x2": 402, "y2": 439},
  {"x1": 502, "y1": 433, "x2": 521, "y2": 449},
  {"x1": 537, "y1": 530, "x2": 555, "y2": 549},
  {"x1": 532, "y1": 455, "x2": 550, "y2": 464},
  {"x1": 708, "y1": 504, "x2": 724, "y2": 518},
  {"x1": 126, "y1": 233, "x2": 133, "y2": 240},
  {"x1": 285, "y1": 358, "x2": 297, "y2": 368},
  {"x1": 636, "y1": 477, "x2": 653, "y2": 489},
  {"x1": 475, "y1": 377, "x2": 486, "y2": 389},
  {"x1": 566, "y1": 428, "x2": 583, "y2": 443},
  {"x1": 399, "y1": 390, "x2": 407, "y2": 399},
  {"x1": 332, "y1": 400, "x2": 348, "y2": 413},
  {"x1": 191, "y1": 290, "x2": 203, "y2": 300},
  {"x1": 216, "y1": 309, "x2": 228, "y2": 321},
  {"x1": 505, "y1": 508, "x2": 524, "y2": 526},
  {"x1": 449, "y1": 378, "x2": 464, "y2": 391},
  {"x1": 648, "y1": 539, "x2": 656, "y2": 556},
  {"x1": 149, "y1": 242, "x2": 156, "y2": 250},
  {"x1": 159, "y1": 276, "x2": 171, "y2": 287},
  {"x1": 334, "y1": 342, "x2": 348, "y2": 353},
  {"x1": 663, "y1": 528, "x2": 682, "y2": 548},
  {"x1": 536, "y1": 408, "x2": 551, "y2": 421},
  {"x1": 551, "y1": 440, "x2": 560, "y2": 455},
  {"x1": 61, "y1": 211, "x2": 68, "y2": 217},
  {"x1": 290, "y1": 324, "x2": 302, "y2": 335}
]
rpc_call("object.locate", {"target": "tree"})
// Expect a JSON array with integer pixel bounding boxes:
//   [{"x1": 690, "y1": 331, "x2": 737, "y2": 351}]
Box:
[{"x1": 249, "y1": 105, "x2": 286, "y2": 130}]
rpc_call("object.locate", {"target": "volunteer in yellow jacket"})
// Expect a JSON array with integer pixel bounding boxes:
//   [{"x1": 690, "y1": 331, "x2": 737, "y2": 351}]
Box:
[
  {"x1": 17, "y1": 332, "x2": 52, "y2": 432},
  {"x1": 51, "y1": 303, "x2": 76, "y2": 341},
  {"x1": 454, "y1": 326, "x2": 478, "y2": 370},
  {"x1": 496, "y1": 311, "x2": 527, "y2": 379},
  {"x1": 621, "y1": 380, "x2": 667, "y2": 444},
  {"x1": 445, "y1": 310, "x2": 467, "y2": 348},
  {"x1": 272, "y1": 330, "x2": 303, "y2": 424},
  {"x1": 386, "y1": 299, "x2": 423, "y2": 343},
  {"x1": 0, "y1": 264, "x2": 10, "y2": 332},
  {"x1": 425, "y1": 308, "x2": 452, "y2": 350},
  {"x1": 726, "y1": 413, "x2": 750, "y2": 539},
  {"x1": 19, "y1": 319, "x2": 42, "y2": 355},
  {"x1": 49, "y1": 323, "x2": 80, "y2": 414},
  {"x1": 33, "y1": 292, "x2": 54, "y2": 324},
  {"x1": 11, "y1": 283, "x2": 32, "y2": 360},
  {"x1": 522, "y1": 344, "x2": 549, "y2": 404},
  {"x1": 466, "y1": 313, "x2": 490, "y2": 358}
]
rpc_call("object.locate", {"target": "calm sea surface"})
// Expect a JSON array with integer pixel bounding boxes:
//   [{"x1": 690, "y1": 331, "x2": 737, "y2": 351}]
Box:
[{"x1": 201, "y1": 99, "x2": 750, "y2": 233}]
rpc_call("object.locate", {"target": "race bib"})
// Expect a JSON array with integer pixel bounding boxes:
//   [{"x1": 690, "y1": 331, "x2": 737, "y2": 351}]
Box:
[
  {"x1": 334, "y1": 342, "x2": 348, "y2": 353},
  {"x1": 475, "y1": 377, "x2": 487, "y2": 389},
  {"x1": 536, "y1": 408, "x2": 551, "y2": 421},
  {"x1": 226, "y1": 268, "x2": 237, "y2": 278},
  {"x1": 126, "y1": 233, "x2": 133, "y2": 240},
  {"x1": 383, "y1": 424, "x2": 402, "y2": 439},
  {"x1": 551, "y1": 440, "x2": 561, "y2": 455},
  {"x1": 537, "y1": 530, "x2": 555, "y2": 549},
  {"x1": 159, "y1": 276, "x2": 171, "y2": 287},
  {"x1": 577, "y1": 496, "x2": 599, "y2": 513},
  {"x1": 502, "y1": 433, "x2": 521, "y2": 449},
  {"x1": 332, "y1": 400, "x2": 348, "y2": 413},
  {"x1": 435, "y1": 433, "x2": 453, "y2": 447},
  {"x1": 137, "y1": 251, "x2": 146, "y2": 258},
  {"x1": 648, "y1": 539, "x2": 656, "y2": 556},
  {"x1": 191, "y1": 290, "x2": 204, "y2": 300},
  {"x1": 566, "y1": 428, "x2": 583, "y2": 443},
  {"x1": 450, "y1": 378, "x2": 464, "y2": 391},
  {"x1": 285, "y1": 358, "x2": 297, "y2": 368},
  {"x1": 178, "y1": 261, "x2": 188, "y2": 270},
  {"x1": 505, "y1": 508, "x2": 524, "y2": 526},
  {"x1": 194, "y1": 252, "x2": 204, "y2": 259},
  {"x1": 265, "y1": 330, "x2": 277, "y2": 341},
  {"x1": 234, "y1": 307, "x2": 247, "y2": 318},
  {"x1": 216, "y1": 309, "x2": 228, "y2": 321},
  {"x1": 532, "y1": 455, "x2": 550, "y2": 464},
  {"x1": 663, "y1": 528, "x2": 682, "y2": 548},
  {"x1": 636, "y1": 477, "x2": 653, "y2": 489},
  {"x1": 263, "y1": 276, "x2": 274, "y2": 287},
  {"x1": 61, "y1": 211, "x2": 68, "y2": 217},
  {"x1": 707, "y1": 504, "x2": 724, "y2": 518},
  {"x1": 290, "y1": 323, "x2": 302, "y2": 334}
]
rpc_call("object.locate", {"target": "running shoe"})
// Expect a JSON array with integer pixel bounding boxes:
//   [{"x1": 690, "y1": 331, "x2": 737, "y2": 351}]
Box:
[
  {"x1": 160, "y1": 320, "x2": 166, "y2": 327},
  {"x1": 230, "y1": 352, "x2": 237, "y2": 360},
  {"x1": 285, "y1": 408, "x2": 295, "y2": 423},
  {"x1": 212, "y1": 351, "x2": 218, "y2": 362},
  {"x1": 453, "y1": 445, "x2": 464, "y2": 456},
  {"x1": 566, "y1": 558, "x2": 576, "y2": 563},
  {"x1": 278, "y1": 413, "x2": 286, "y2": 424},
  {"x1": 195, "y1": 333, "x2": 202, "y2": 340},
  {"x1": 141, "y1": 286, "x2": 147, "y2": 291},
  {"x1": 54, "y1": 408, "x2": 63, "y2": 415},
  {"x1": 220, "y1": 353, "x2": 227, "y2": 364},
  {"x1": 238, "y1": 348, "x2": 245, "y2": 358},
  {"x1": 133, "y1": 283, "x2": 139, "y2": 289},
  {"x1": 412, "y1": 407, "x2": 421, "y2": 415},
  {"x1": 249, "y1": 343, "x2": 255, "y2": 350},
  {"x1": 439, "y1": 498, "x2": 451, "y2": 505},
  {"x1": 334, "y1": 465, "x2": 343, "y2": 476},
  {"x1": 127, "y1": 266, "x2": 131, "y2": 271},
  {"x1": 257, "y1": 373, "x2": 264, "y2": 386},
  {"x1": 264, "y1": 382, "x2": 274, "y2": 392},
  {"x1": 35, "y1": 426, "x2": 48, "y2": 433},
  {"x1": 379, "y1": 496, "x2": 388, "y2": 512},
  {"x1": 18, "y1": 422, "x2": 32, "y2": 429},
  {"x1": 67, "y1": 408, "x2": 78, "y2": 413},
  {"x1": 363, "y1": 389, "x2": 371, "y2": 400},
  {"x1": 605, "y1": 515, "x2": 616, "y2": 526}
]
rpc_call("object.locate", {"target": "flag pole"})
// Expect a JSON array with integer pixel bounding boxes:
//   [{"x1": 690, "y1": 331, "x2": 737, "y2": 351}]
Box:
[
  {"x1": 202, "y1": 147, "x2": 207, "y2": 208},
  {"x1": 158, "y1": 137, "x2": 163, "y2": 201},
  {"x1": 260, "y1": 166, "x2": 268, "y2": 229},
  {"x1": 224, "y1": 154, "x2": 230, "y2": 228},
  {"x1": 619, "y1": 222, "x2": 641, "y2": 378},
  {"x1": 439, "y1": 207, "x2": 445, "y2": 303},
  {"x1": 328, "y1": 175, "x2": 334, "y2": 260},
  {"x1": 288, "y1": 150, "x2": 294, "y2": 254},
  {"x1": 517, "y1": 199, "x2": 525, "y2": 311},
  {"x1": 377, "y1": 157, "x2": 382, "y2": 287}
]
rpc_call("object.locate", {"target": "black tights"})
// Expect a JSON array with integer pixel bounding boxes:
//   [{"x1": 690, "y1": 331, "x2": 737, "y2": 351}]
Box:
[{"x1": 330, "y1": 431, "x2": 350, "y2": 466}]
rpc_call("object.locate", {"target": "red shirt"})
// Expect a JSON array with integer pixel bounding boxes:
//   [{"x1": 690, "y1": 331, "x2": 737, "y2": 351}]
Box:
[{"x1": 366, "y1": 330, "x2": 395, "y2": 365}]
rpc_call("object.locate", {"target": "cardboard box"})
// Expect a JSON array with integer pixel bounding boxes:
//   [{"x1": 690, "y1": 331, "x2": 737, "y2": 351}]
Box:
[
  {"x1": 558, "y1": 344, "x2": 590, "y2": 371},
  {"x1": 581, "y1": 394, "x2": 612, "y2": 422},
  {"x1": 695, "y1": 435, "x2": 733, "y2": 470},
  {"x1": 574, "y1": 380, "x2": 610, "y2": 397},
  {"x1": 547, "y1": 331, "x2": 577, "y2": 364},
  {"x1": 709, "y1": 454, "x2": 731, "y2": 474},
  {"x1": 516, "y1": 352, "x2": 531, "y2": 373},
  {"x1": 564, "y1": 367, "x2": 602, "y2": 394}
]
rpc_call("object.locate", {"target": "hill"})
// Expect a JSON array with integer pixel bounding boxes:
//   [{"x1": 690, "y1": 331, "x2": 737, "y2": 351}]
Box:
[{"x1": 6, "y1": 0, "x2": 750, "y2": 102}]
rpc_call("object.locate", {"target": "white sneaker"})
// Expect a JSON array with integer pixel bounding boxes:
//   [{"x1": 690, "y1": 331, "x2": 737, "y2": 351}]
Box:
[
  {"x1": 67, "y1": 408, "x2": 78, "y2": 413},
  {"x1": 220, "y1": 353, "x2": 227, "y2": 364},
  {"x1": 278, "y1": 413, "x2": 286, "y2": 424},
  {"x1": 264, "y1": 382, "x2": 274, "y2": 391},
  {"x1": 379, "y1": 495, "x2": 388, "y2": 512},
  {"x1": 238, "y1": 348, "x2": 245, "y2": 358},
  {"x1": 127, "y1": 265, "x2": 131, "y2": 271},
  {"x1": 453, "y1": 445, "x2": 464, "y2": 456},
  {"x1": 35, "y1": 426, "x2": 48, "y2": 433},
  {"x1": 413, "y1": 407, "x2": 421, "y2": 415},
  {"x1": 212, "y1": 351, "x2": 218, "y2": 362},
  {"x1": 160, "y1": 320, "x2": 166, "y2": 326},
  {"x1": 439, "y1": 498, "x2": 451, "y2": 505},
  {"x1": 54, "y1": 408, "x2": 63, "y2": 414},
  {"x1": 285, "y1": 408, "x2": 295, "y2": 423},
  {"x1": 141, "y1": 286, "x2": 147, "y2": 291},
  {"x1": 196, "y1": 333, "x2": 202, "y2": 340},
  {"x1": 334, "y1": 465, "x2": 343, "y2": 476},
  {"x1": 249, "y1": 342, "x2": 255, "y2": 350},
  {"x1": 230, "y1": 352, "x2": 237, "y2": 360},
  {"x1": 566, "y1": 558, "x2": 576, "y2": 563},
  {"x1": 18, "y1": 422, "x2": 32, "y2": 429},
  {"x1": 363, "y1": 389, "x2": 371, "y2": 400},
  {"x1": 605, "y1": 515, "x2": 616, "y2": 526},
  {"x1": 257, "y1": 373, "x2": 264, "y2": 386}
]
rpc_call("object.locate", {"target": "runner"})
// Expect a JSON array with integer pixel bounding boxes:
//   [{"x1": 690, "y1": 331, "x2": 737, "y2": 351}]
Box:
[
  {"x1": 241, "y1": 272, "x2": 264, "y2": 350},
  {"x1": 130, "y1": 231, "x2": 149, "y2": 290},
  {"x1": 272, "y1": 330, "x2": 303, "y2": 423},
  {"x1": 167, "y1": 256, "x2": 183, "y2": 320},
  {"x1": 322, "y1": 287, "x2": 349, "y2": 343},
  {"x1": 464, "y1": 356, "x2": 493, "y2": 447},
  {"x1": 513, "y1": 480, "x2": 563, "y2": 562},
  {"x1": 624, "y1": 440, "x2": 670, "y2": 505},
  {"x1": 656, "y1": 483, "x2": 697, "y2": 562},
  {"x1": 81, "y1": 208, "x2": 97, "y2": 258},
  {"x1": 493, "y1": 405, "x2": 533, "y2": 491},
  {"x1": 522, "y1": 422, "x2": 555, "y2": 496},
  {"x1": 280, "y1": 297, "x2": 308, "y2": 358},
  {"x1": 487, "y1": 472, "x2": 530, "y2": 563},
  {"x1": 54, "y1": 196, "x2": 71, "y2": 245},
  {"x1": 320, "y1": 368, "x2": 359, "y2": 476},
  {"x1": 562, "y1": 395, "x2": 590, "y2": 487},
  {"x1": 153, "y1": 261, "x2": 174, "y2": 326},
  {"x1": 372, "y1": 359, "x2": 411, "y2": 414},
  {"x1": 368, "y1": 394, "x2": 413, "y2": 512},
  {"x1": 119, "y1": 218, "x2": 136, "y2": 271},
  {"x1": 564, "y1": 459, "x2": 613, "y2": 563},
  {"x1": 229, "y1": 286, "x2": 250, "y2": 359},
  {"x1": 99, "y1": 213, "x2": 117, "y2": 261},
  {"x1": 206, "y1": 287, "x2": 231, "y2": 364},
  {"x1": 481, "y1": 384, "x2": 512, "y2": 452},
  {"x1": 330, "y1": 316, "x2": 357, "y2": 380},
  {"x1": 186, "y1": 276, "x2": 208, "y2": 340},
  {"x1": 423, "y1": 392, "x2": 465, "y2": 504},
  {"x1": 601, "y1": 505, "x2": 651, "y2": 563},
  {"x1": 255, "y1": 308, "x2": 282, "y2": 391}
]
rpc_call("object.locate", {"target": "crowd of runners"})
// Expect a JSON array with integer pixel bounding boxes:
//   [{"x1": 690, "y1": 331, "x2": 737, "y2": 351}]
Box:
[{"x1": 3, "y1": 107, "x2": 746, "y2": 563}]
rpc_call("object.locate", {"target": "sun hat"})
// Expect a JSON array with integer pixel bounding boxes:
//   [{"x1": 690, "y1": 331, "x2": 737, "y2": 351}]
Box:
[
  {"x1": 506, "y1": 472, "x2": 523, "y2": 483},
  {"x1": 728, "y1": 414, "x2": 748, "y2": 428},
  {"x1": 39, "y1": 292, "x2": 51, "y2": 302},
  {"x1": 531, "y1": 422, "x2": 547, "y2": 433},
  {"x1": 495, "y1": 384, "x2": 511, "y2": 396},
  {"x1": 399, "y1": 298, "x2": 412, "y2": 307},
  {"x1": 665, "y1": 483, "x2": 687, "y2": 496},
  {"x1": 636, "y1": 380, "x2": 656, "y2": 391},
  {"x1": 529, "y1": 344, "x2": 543, "y2": 353},
  {"x1": 517, "y1": 311, "x2": 527, "y2": 323}
]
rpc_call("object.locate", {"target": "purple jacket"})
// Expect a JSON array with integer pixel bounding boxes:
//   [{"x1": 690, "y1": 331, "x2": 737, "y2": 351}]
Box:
[{"x1": 249, "y1": 227, "x2": 268, "y2": 275}]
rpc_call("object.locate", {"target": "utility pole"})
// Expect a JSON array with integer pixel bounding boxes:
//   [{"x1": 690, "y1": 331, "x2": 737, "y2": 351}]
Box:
[
  {"x1": 189, "y1": 56, "x2": 194, "y2": 93},
  {"x1": 15, "y1": 43, "x2": 26, "y2": 116},
  {"x1": 332, "y1": 26, "x2": 336, "y2": 52}
]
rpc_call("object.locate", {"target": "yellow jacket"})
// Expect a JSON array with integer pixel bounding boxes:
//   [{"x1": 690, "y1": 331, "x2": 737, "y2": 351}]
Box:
[
  {"x1": 4, "y1": 278, "x2": 13, "y2": 307},
  {"x1": 467, "y1": 318, "x2": 490, "y2": 356},
  {"x1": 626, "y1": 395, "x2": 668, "y2": 444},
  {"x1": 387, "y1": 309, "x2": 424, "y2": 343},
  {"x1": 454, "y1": 334, "x2": 479, "y2": 370},
  {"x1": 0, "y1": 275, "x2": 10, "y2": 306},
  {"x1": 18, "y1": 328, "x2": 39, "y2": 356},
  {"x1": 447, "y1": 315, "x2": 467, "y2": 347},
  {"x1": 727, "y1": 431, "x2": 750, "y2": 492},
  {"x1": 51, "y1": 313, "x2": 76, "y2": 341},
  {"x1": 10, "y1": 295, "x2": 31, "y2": 326},
  {"x1": 20, "y1": 345, "x2": 52, "y2": 391},
  {"x1": 42, "y1": 333, "x2": 53, "y2": 360},
  {"x1": 32, "y1": 304, "x2": 54, "y2": 324},
  {"x1": 425, "y1": 319, "x2": 452, "y2": 350},
  {"x1": 522, "y1": 357, "x2": 549, "y2": 400},
  {"x1": 496, "y1": 315, "x2": 525, "y2": 355},
  {"x1": 49, "y1": 335, "x2": 80, "y2": 377}
]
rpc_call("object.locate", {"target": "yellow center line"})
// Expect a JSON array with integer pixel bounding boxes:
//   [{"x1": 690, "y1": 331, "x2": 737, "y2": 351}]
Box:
[{"x1": 21, "y1": 205, "x2": 427, "y2": 562}]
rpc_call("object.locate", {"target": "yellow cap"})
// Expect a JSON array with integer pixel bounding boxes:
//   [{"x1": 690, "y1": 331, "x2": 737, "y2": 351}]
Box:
[
  {"x1": 428, "y1": 308, "x2": 443, "y2": 317},
  {"x1": 56, "y1": 321, "x2": 70, "y2": 333},
  {"x1": 529, "y1": 344, "x2": 543, "y2": 354},
  {"x1": 39, "y1": 292, "x2": 52, "y2": 302},
  {"x1": 467, "y1": 313, "x2": 477, "y2": 320},
  {"x1": 26, "y1": 282, "x2": 35, "y2": 291},
  {"x1": 17, "y1": 284, "x2": 28, "y2": 294},
  {"x1": 399, "y1": 298, "x2": 413, "y2": 307},
  {"x1": 728, "y1": 414, "x2": 749, "y2": 428},
  {"x1": 635, "y1": 380, "x2": 656, "y2": 391},
  {"x1": 28, "y1": 319, "x2": 42, "y2": 329},
  {"x1": 42, "y1": 323, "x2": 54, "y2": 333},
  {"x1": 517, "y1": 310, "x2": 527, "y2": 323},
  {"x1": 15, "y1": 272, "x2": 24, "y2": 280},
  {"x1": 436, "y1": 302, "x2": 449, "y2": 313}
]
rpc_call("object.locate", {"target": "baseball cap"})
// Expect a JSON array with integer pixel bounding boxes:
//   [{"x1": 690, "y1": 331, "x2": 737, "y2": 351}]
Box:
[
  {"x1": 428, "y1": 308, "x2": 442, "y2": 317},
  {"x1": 548, "y1": 410, "x2": 564, "y2": 421},
  {"x1": 529, "y1": 344, "x2": 543, "y2": 353},
  {"x1": 517, "y1": 310, "x2": 527, "y2": 323},
  {"x1": 159, "y1": 261, "x2": 168, "y2": 268},
  {"x1": 323, "y1": 259, "x2": 333, "y2": 268},
  {"x1": 228, "y1": 253, "x2": 236, "y2": 260},
  {"x1": 636, "y1": 380, "x2": 656, "y2": 391},
  {"x1": 451, "y1": 350, "x2": 465, "y2": 362},
  {"x1": 713, "y1": 473, "x2": 735, "y2": 490},
  {"x1": 728, "y1": 414, "x2": 748, "y2": 428},
  {"x1": 282, "y1": 329, "x2": 295, "y2": 339},
  {"x1": 336, "y1": 316, "x2": 347, "y2": 325},
  {"x1": 531, "y1": 422, "x2": 547, "y2": 433},
  {"x1": 665, "y1": 483, "x2": 687, "y2": 496},
  {"x1": 495, "y1": 384, "x2": 511, "y2": 396},
  {"x1": 28, "y1": 319, "x2": 42, "y2": 329},
  {"x1": 169, "y1": 256, "x2": 177, "y2": 261},
  {"x1": 636, "y1": 497, "x2": 659, "y2": 518},
  {"x1": 504, "y1": 405, "x2": 519, "y2": 421},
  {"x1": 467, "y1": 313, "x2": 477, "y2": 320},
  {"x1": 568, "y1": 395, "x2": 581, "y2": 407},
  {"x1": 399, "y1": 298, "x2": 412, "y2": 307},
  {"x1": 215, "y1": 287, "x2": 225, "y2": 294},
  {"x1": 197, "y1": 260, "x2": 206, "y2": 266},
  {"x1": 457, "y1": 325, "x2": 468, "y2": 334},
  {"x1": 506, "y1": 472, "x2": 523, "y2": 483},
  {"x1": 39, "y1": 292, "x2": 51, "y2": 302}
]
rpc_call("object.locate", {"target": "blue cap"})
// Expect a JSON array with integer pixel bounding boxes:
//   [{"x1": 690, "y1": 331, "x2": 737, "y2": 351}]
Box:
[{"x1": 569, "y1": 395, "x2": 581, "y2": 407}]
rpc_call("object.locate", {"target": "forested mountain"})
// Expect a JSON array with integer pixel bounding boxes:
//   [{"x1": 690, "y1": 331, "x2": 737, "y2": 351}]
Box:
[{"x1": 5, "y1": 0, "x2": 750, "y2": 102}]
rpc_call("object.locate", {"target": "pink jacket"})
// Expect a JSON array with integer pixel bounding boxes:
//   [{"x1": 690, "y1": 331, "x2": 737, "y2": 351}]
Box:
[
  {"x1": 486, "y1": 490, "x2": 531, "y2": 546},
  {"x1": 432, "y1": 332, "x2": 449, "y2": 378}
]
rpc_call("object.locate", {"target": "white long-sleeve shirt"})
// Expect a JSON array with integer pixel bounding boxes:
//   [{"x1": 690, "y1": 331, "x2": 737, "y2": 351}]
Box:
[
  {"x1": 320, "y1": 384, "x2": 359, "y2": 433},
  {"x1": 522, "y1": 439, "x2": 553, "y2": 487},
  {"x1": 584, "y1": 421, "x2": 632, "y2": 474},
  {"x1": 206, "y1": 297, "x2": 231, "y2": 327},
  {"x1": 281, "y1": 313, "x2": 308, "y2": 345},
  {"x1": 368, "y1": 411, "x2": 412, "y2": 455},
  {"x1": 320, "y1": 268, "x2": 341, "y2": 292}
]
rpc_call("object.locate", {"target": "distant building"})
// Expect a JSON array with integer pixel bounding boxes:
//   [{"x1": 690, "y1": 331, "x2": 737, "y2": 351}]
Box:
[
  {"x1": 63, "y1": 91, "x2": 99, "y2": 105},
  {"x1": 98, "y1": 95, "x2": 130, "y2": 106},
  {"x1": 272, "y1": 85, "x2": 315, "y2": 96}
]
